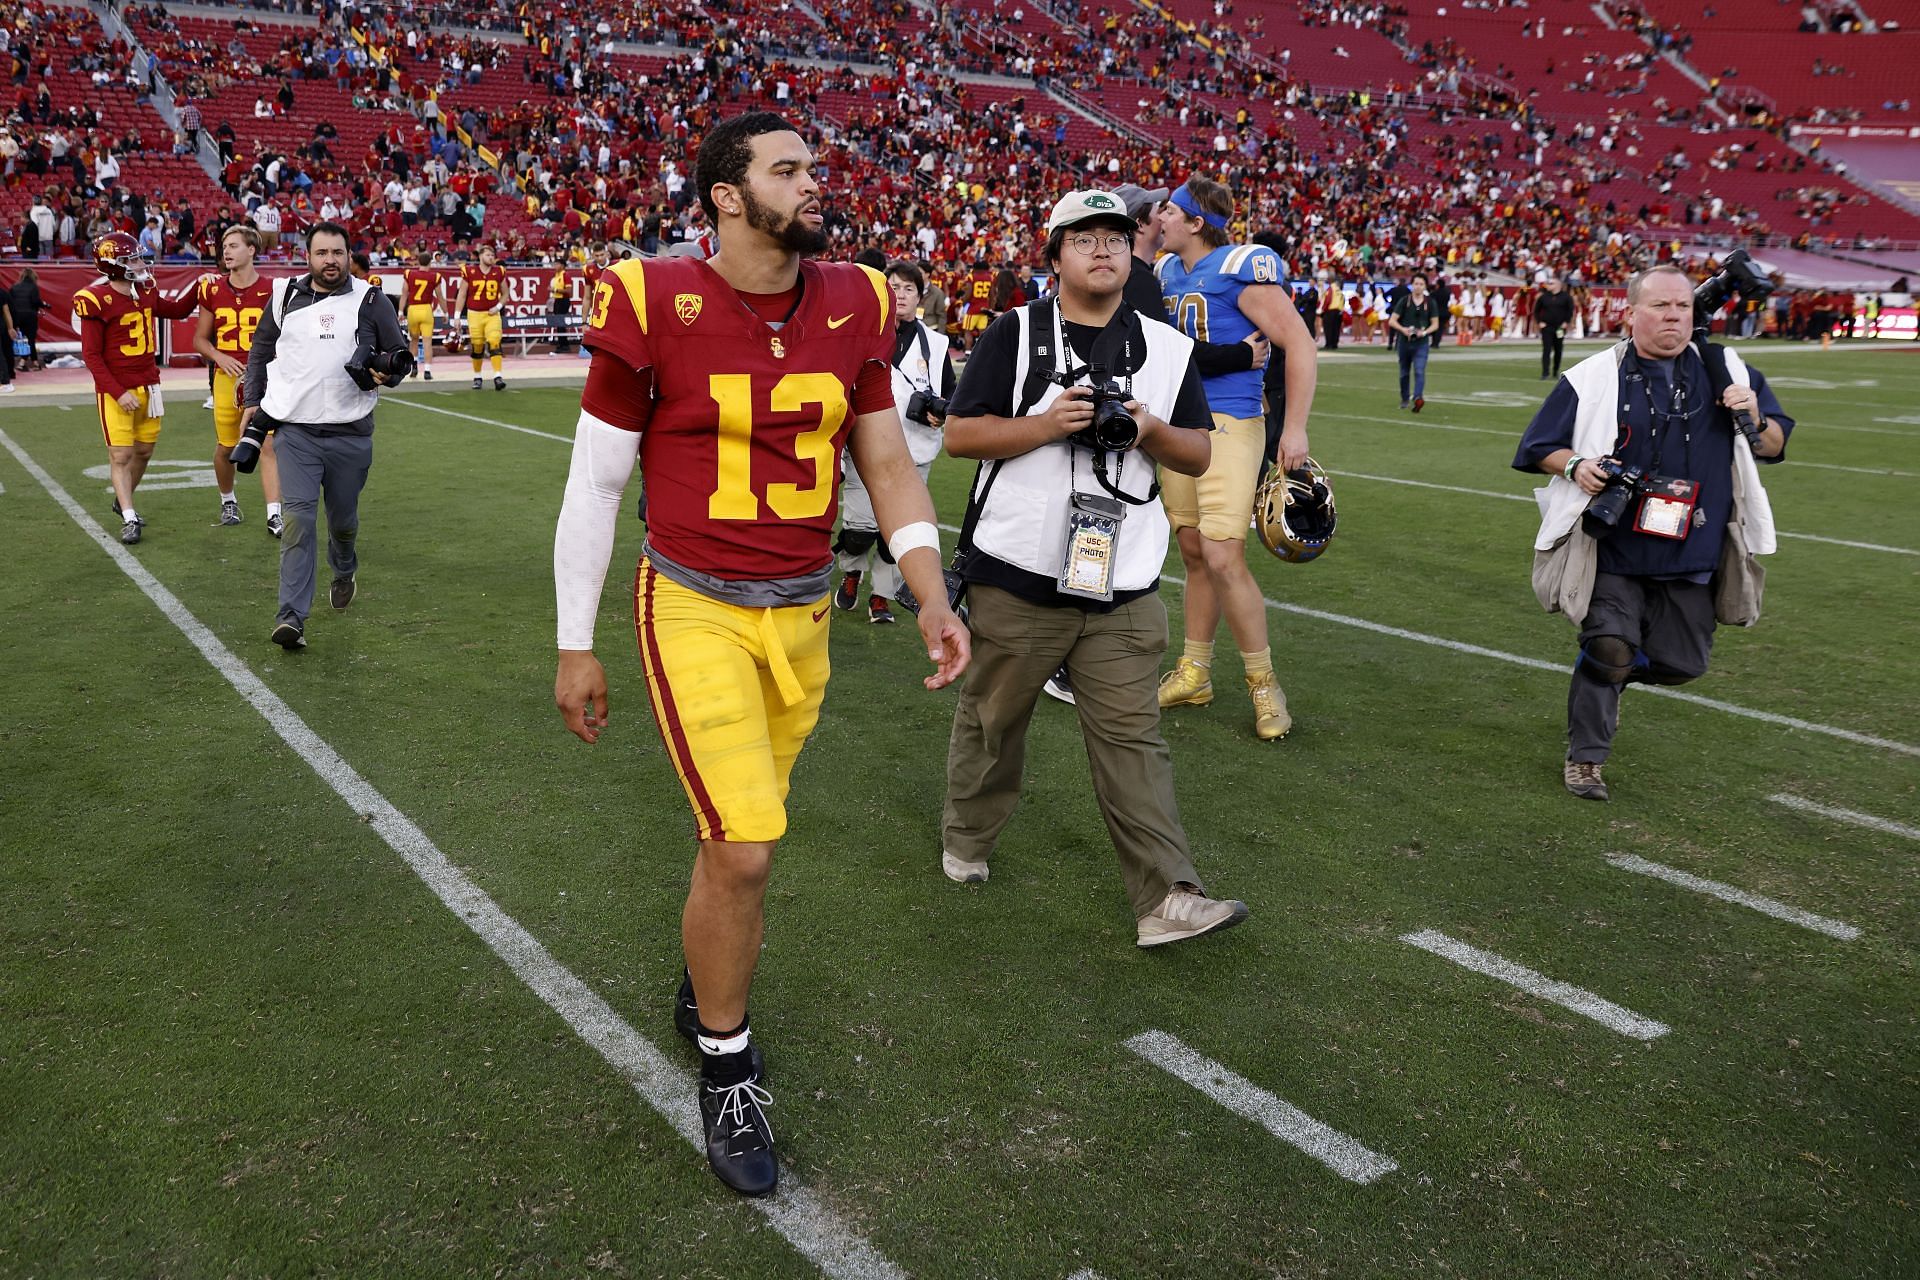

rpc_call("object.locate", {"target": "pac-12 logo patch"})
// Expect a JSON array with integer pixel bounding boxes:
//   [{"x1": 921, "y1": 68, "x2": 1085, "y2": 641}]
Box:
[{"x1": 676, "y1": 293, "x2": 703, "y2": 325}]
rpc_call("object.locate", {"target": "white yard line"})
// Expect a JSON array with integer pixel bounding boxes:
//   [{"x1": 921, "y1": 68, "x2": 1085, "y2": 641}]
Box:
[
  {"x1": 1767, "y1": 794, "x2": 1920, "y2": 842},
  {"x1": 1398, "y1": 929, "x2": 1671, "y2": 1041},
  {"x1": 1788, "y1": 460, "x2": 1920, "y2": 478},
  {"x1": 1328, "y1": 470, "x2": 1919, "y2": 555},
  {"x1": 1122, "y1": 1031, "x2": 1398, "y2": 1185},
  {"x1": 0, "y1": 427, "x2": 905, "y2": 1280},
  {"x1": 392, "y1": 395, "x2": 574, "y2": 443},
  {"x1": 388, "y1": 402, "x2": 1920, "y2": 760},
  {"x1": 1604, "y1": 854, "x2": 1860, "y2": 941}
]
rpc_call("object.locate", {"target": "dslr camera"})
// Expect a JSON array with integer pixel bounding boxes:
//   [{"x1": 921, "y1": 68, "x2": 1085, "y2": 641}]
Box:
[
  {"x1": 906, "y1": 389, "x2": 949, "y2": 426},
  {"x1": 346, "y1": 342, "x2": 416, "y2": 391},
  {"x1": 1581, "y1": 457, "x2": 1645, "y2": 537},
  {"x1": 1068, "y1": 363, "x2": 1139, "y2": 453},
  {"x1": 229, "y1": 407, "x2": 274, "y2": 473},
  {"x1": 1692, "y1": 247, "x2": 1772, "y2": 337}
]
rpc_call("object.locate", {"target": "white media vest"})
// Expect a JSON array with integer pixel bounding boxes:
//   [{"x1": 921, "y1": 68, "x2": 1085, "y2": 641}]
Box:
[
  {"x1": 968, "y1": 305, "x2": 1196, "y2": 593},
  {"x1": 260, "y1": 275, "x2": 383, "y2": 426},
  {"x1": 889, "y1": 318, "x2": 950, "y2": 468}
]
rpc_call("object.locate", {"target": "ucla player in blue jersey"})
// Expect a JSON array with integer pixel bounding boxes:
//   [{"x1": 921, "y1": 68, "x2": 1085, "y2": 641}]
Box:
[{"x1": 1153, "y1": 178, "x2": 1319, "y2": 740}]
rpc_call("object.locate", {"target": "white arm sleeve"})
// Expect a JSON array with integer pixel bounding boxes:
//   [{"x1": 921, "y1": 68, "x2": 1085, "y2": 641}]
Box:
[{"x1": 554, "y1": 409, "x2": 642, "y2": 651}]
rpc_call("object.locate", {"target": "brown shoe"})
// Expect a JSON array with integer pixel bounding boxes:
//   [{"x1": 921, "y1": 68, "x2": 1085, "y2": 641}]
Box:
[{"x1": 1563, "y1": 759, "x2": 1608, "y2": 801}]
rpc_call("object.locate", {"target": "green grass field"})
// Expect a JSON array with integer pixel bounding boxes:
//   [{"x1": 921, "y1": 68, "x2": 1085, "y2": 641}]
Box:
[{"x1": 2, "y1": 340, "x2": 1915, "y2": 1279}]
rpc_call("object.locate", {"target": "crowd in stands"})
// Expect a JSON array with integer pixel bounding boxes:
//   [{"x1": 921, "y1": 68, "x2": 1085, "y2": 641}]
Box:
[{"x1": 5, "y1": 0, "x2": 1917, "y2": 312}]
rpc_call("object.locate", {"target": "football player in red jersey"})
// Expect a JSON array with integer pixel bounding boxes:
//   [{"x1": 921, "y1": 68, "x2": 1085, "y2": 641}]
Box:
[
  {"x1": 452, "y1": 243, "x2": 508, "y2": 390},
  {"x1": 552, "y1": 112, "x2": 968, "y2": 1198},
  {"x1": 75, "y1": 231, "x2": 200, "y2": 544},
  {"x1": 399, "y1": 257, "x2": 442, "y2": 380},
  {"x1": 192, "y1": 224, "x2": 282, "y2": 533}
]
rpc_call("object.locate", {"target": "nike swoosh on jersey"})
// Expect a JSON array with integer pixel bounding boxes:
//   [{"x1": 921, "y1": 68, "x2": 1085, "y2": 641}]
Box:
[{"x1": 827, "y1": 314, "x2": 853, "y2": 329}]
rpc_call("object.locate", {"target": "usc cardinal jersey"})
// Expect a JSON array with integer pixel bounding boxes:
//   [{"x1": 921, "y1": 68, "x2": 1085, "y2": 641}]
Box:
[
  {"x1": 74, "y1": 279, "x2": 199, "y2": 398},
  {"x1": 402, "y1": 269, "x2": 441, "y2": 310},
  {"x1": 196, "y1": 273, "x2": 274, "y2": 357},
  {"x1": 461, "y1": 264, "x2": 506, "y2": 313},
  {"x1": 584, "y1": 256, "x2": 895, "y2": 583}
]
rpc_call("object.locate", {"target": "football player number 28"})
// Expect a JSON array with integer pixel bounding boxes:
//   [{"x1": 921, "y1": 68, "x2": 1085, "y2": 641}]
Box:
[{"x1": 709, "y1": 373, "x2": 846, "y2": 521}]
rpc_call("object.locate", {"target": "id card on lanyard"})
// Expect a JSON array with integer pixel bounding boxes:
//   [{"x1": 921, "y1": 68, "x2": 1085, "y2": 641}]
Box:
[
  {"x1": 1633, "y1": 475, "x2": 1701, "y2": 539},
  {"x1": 1058, "y1": 492, "x2": 1126, "y2": 601}
]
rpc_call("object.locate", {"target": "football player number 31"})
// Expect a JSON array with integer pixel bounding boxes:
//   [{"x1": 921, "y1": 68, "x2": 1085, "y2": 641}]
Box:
[{"x1": 709, "y1": 373, "x2": 846, "y2": 521}]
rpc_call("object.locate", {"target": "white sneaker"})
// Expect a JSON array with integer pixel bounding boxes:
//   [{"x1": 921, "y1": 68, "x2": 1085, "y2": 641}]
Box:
[
  {"x1": 941, "y1": 851, "x2": 989, "y2": 884},
  {"x1": 1136, "y1": 885, "x2": 1249, "y2": 948},
  {"x1": 202, "y1": 395, "x2": 215, "y2": 408},
  {"x1": 0, "y1": 383, "x2": 16, "y2": 394}
]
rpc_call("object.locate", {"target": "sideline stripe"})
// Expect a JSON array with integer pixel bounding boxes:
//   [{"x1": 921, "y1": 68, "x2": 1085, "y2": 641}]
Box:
[
  {"x1": 1767, "y1": 793, "x2": 1920, "y2": 842},
  {"x1": 1604, "y1": 853, "x2": 1860, "y2": 941},
  {"x1": 399, "y1": 402, "x2": 1920, "y2": 760},
  {"x1": 1122, "y1": 1031, "x2": 1398, "y2": 1185},
  {"x1": 1398, "y1": 929, "x2": 1671, "y2": 1041},
  {"x1": 1329, "y1": 470, "x2": 1920, "y2": 556},
  {"x1": 0, "y1": 428, "x2": 905, "y2": 1280}
]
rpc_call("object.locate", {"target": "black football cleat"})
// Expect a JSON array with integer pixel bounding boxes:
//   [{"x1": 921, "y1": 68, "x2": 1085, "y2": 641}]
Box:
[
  {"x1": 493, "y1": 375, "x2": 506, "y2": 391},
  {"x1": 119, "y1": 516, "x2": 142, "y2": 545},
  {"x1": 698, "y1": 1069, "x2": 778, "y2": 1197}
]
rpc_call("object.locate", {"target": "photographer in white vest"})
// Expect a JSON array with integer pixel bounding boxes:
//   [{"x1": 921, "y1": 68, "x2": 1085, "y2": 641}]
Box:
[
  {"x1": 937, "y1": 189, "x2": 1251, "y2": 949},
  {"x1": 239, "y1": 222, "x2": 412, "y2": 651},
  {"x1": 831, "y1": 260, "x2": 956, "y2": 625}
]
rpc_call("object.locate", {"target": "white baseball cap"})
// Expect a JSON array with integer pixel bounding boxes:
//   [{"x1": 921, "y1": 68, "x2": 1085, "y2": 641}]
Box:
[{"x1": 1045, "y1": 189, "x2": 1134, "y2": 236}]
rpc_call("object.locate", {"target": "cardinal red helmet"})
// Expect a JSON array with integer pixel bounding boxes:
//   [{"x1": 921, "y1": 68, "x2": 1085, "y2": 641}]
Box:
[{"x1": 93, "y1": 231, "x2": 154, "y2": 286}]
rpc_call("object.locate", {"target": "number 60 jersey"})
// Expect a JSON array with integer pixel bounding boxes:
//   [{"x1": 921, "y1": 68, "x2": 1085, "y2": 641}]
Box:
[{"x1": 582, "y1": 256, "x2": 897, "y2": 583}]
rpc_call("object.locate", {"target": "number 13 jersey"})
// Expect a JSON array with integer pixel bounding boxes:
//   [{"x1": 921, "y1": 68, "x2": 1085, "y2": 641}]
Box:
[{"x1": 583, "y1": 256, "x2": 896, "y2": 583}]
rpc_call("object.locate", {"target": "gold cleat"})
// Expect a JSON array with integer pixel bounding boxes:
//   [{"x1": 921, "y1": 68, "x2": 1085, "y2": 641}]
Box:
[
  {"x1": 1247, "y1": 672, "x2": 1291, "y2": 740},
  {"x1": 1157, "y1": 658, "x2": 1214, "y2": 708}
]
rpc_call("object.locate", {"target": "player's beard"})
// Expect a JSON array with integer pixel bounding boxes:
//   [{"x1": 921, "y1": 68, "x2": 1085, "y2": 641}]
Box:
[{"x1": 743, "y1": 187, "x2": 829, "y2": 256}]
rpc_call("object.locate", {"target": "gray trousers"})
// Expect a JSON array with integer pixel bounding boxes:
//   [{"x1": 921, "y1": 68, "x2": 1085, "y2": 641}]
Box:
[
  {"x1": 275, "y1": 424, "x2": 372, "y2": 625},
  {"x1": 942, "y1": 585, "x2": 1201, "y2": 918},
  {"x1": 1569, "y1": 572, "x2": 1715, "y2": 763}
]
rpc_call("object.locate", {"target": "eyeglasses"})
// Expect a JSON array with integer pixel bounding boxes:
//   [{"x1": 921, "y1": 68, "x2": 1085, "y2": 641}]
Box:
[{"x1": 1065, "y1": 231, "x2": 1131, "y2": 255}]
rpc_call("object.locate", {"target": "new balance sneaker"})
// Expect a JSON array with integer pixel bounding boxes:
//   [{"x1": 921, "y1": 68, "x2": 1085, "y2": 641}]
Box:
[
  {"x1": 698, "y1": 1067, "x2": 778, "y2": 1197},
  {"x1": 941, "y1": 850, "x2": 989, "y2": 883},
  {"x1": 1157, "y1": 658, "x2": 1213, "y2": 708},
  {"x1": 472, "y1": 376, "x2": 483, "y2": 390},
  {"x1": 266, "y1": 512, "x2": 285, "y2": 539},
  {"x1": 219, "y1": 498, "x2": 243, "y2": 526},
  {"x1": 271, "y1": 618, "x2": 306, "y2": 650},
  {"x1": 330, "y1": 575, "x2": 356, "y2": 611},
  {"x1": 1563, "y1": 759, "x2": 1608, "y2": 801},
  {"x1": 119, "y1": 516, "x2": 142, "y2": 545},
  {"x1": 1247, "y1": 671, "x2": 1291, "y2": 740},
  {"x1": 868, "y1": 596, "x2": 895, "y2": 625},
  {"x1": 1042, "y1": 666, "x2": 1075, "y2": 705},
  {"x1": 833, "y1": 570, "x2": 861, "y2": 612},
  {"x1": 1136, "y1": 885, "x2": 1250, "y2": 948}
]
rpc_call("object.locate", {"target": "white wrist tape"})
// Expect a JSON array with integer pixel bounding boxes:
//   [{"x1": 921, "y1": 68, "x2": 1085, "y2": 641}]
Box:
[{"x1": 887, "y1": 521, "x2": 941, "y2": 563}]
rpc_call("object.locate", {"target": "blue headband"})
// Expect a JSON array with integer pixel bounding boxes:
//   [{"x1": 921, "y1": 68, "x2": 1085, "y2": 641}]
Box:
[{"x1": 1170, "y1": 184, "x2": 1229, "y2": 230}]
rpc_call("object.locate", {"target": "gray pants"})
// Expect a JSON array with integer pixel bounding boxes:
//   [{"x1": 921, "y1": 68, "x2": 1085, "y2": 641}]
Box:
[
  {"x1": 275, "y1": 424, "x2": 372, "y2": 625},
  {"x1": 943, "y1": 585, "x2": 1201, "y2": 918},
  {"x1": 1569, "y1": 572, "x2": 1715, "y2": 763}
]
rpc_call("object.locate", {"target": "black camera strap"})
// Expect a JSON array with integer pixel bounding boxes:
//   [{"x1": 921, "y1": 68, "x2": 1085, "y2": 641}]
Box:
[
  {"x1": 894, "y1": 320, "x2": 934, "y2": 393},
  {"x1": 1048, "y1": 301, "x2": 1156, "y2": 507}
]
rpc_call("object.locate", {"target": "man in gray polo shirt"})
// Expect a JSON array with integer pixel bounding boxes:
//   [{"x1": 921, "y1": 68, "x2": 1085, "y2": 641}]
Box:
[{"x1": 241, "y1": 221, "x2": 410, "y2": 650}]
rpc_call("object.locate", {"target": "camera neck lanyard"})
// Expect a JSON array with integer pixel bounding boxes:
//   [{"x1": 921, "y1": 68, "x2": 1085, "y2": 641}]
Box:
[
  {"x1": 1627, "y1": 349, "x2": 1696, "y2": 477},
  {"x1": 1054, "y1": 302, "x2": 1154, "y2": 507}
]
